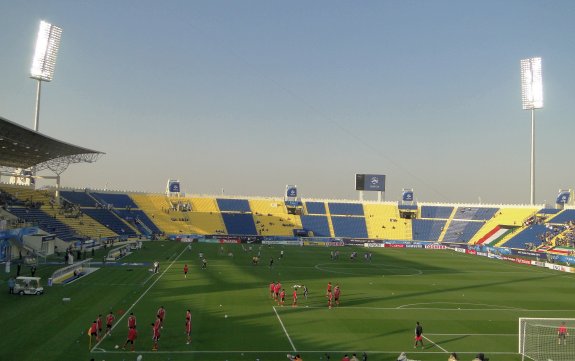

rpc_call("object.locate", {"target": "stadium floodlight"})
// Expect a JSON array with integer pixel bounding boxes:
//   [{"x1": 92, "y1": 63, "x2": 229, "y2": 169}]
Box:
[
  {"x1": 520, "y1": 57, "x2": 543, "y2": 205},
  {"x1": 30, "y1": 20, "x2": 63, "y2": 132}
]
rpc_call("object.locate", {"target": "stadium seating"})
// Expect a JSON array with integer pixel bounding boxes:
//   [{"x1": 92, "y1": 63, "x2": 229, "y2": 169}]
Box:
[
  {"x1": 331, "y1": 216, "x2": 368, "y2": 238},
  {"x1": 328, "y1": 202, "x2": 364, "y2": 216},
  {"x1": 420, "y1": 205, "x2": 454, "y2": 219},
  {"x1": 547, "y1": 209, "x2": 575, "y2": 224},
  {"x1": 454, "y1": 207, "x2": 499, "y2": 220},
  {"x1": 217, "y1": 198, "x2": 251, "y2": 213},
  {"x1": 411, "y1": 219, "x2": 446, "y2": 241},
  {"x1": 82, "y1": 208, "x2": 137, "y2": 237},
  {"x1": 221, "y1": 213, "x2": 257, "y2": 235},
  {"x1": 114, "y1": 209, "x2": 161, "y2": 235},
  {"x1": 469, "y1": 206, "x2": 537, "y2": 245},
  {"x1": 305, "y1": 202, "x2": 326, "y2": 215},
  {"x1": 60, "y1": 190, "x2": 99, "y2": 207},
  {"x1": 188, "y1": 197, "x2": 219, "y2": 212},
  {"x1": 364, "y1": 203, "x2": 411, "y2": 240},
  {"x1": 442, "y1": 220, "x2": 485, "y2": 243},
  {"x1": 500, "y1": 224, "x2": 549, "y2": 249},
  {"x1": 92, "y1": 192, "x2": 138, "y2": 209},
  {"x1": 300, "y1": 215, "x2": 331, "y2": 237},
  {"x1": 7, "y1": 207, "x2": 78, "y2": 241}
]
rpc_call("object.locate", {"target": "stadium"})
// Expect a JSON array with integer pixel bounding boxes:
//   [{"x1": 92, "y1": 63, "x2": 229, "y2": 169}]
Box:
[
  {"x1": 2, "y1": 112, "x2": 575, "y2": 361},
  {"x1": 3, "y1": 5, "x2": 575, "y2": 361}
]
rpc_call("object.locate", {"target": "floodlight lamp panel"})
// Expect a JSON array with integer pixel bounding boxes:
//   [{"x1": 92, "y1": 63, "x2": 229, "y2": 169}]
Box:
[
  {"x1": 30, "y1": 20, "x2": 63, "y2": 82},
  {"x1": 520, "y1": 57, "x2": 543, "y2": 110}
]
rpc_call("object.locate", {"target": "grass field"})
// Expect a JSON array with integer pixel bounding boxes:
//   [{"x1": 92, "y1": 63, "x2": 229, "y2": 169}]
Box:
[{"x1": 1, "y1": 241, "x2": 574, "y2": 361}]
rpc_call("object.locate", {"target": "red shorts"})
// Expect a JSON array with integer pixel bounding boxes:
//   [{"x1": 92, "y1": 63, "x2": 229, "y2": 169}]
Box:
[{"x1": 415, "y1": 335, "x2": 422, "y2": 341}]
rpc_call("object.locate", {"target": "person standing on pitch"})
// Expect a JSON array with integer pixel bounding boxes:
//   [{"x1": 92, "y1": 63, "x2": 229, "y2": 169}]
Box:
[
  {"x1": 414, "y1": 321, "x2": 424, "y2": 349},
  {"x1": 558, "y1": 321, "x2": 569, "y2": 345},
  {"x1": 184, "y1": 264, "x2": 188, "y2": 278},
  {"x1": 185, "y1": 310, "x2": 192, "y2": 344}
]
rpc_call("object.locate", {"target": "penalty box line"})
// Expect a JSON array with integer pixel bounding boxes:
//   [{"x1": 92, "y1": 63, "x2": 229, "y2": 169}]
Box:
[
  {"x1": 91, "y1": 244, "x2": 189, "y2": 352},
  {"x1": 273, "y1": 306, "x2": 297, "y2": 352}
]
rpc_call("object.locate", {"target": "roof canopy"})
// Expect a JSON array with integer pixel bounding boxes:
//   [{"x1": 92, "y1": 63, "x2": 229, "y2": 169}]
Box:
[{"x1": 0, "y1": 116, "x2": 103, "y2": 174}]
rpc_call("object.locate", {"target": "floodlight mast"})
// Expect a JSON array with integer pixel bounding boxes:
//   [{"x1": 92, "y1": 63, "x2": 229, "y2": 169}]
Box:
[
  {"x1": 520, "y1": 57, "x2": 543, "y2": 205},
  {"x1": 30, "y1": 20, "x2": 62, "y2": 132}
]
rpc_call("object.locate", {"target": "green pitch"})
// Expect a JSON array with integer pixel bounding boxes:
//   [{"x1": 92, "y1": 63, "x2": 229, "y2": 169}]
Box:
[{"x1": 1, "y1": 241, "x2": 574, "y2": 361}]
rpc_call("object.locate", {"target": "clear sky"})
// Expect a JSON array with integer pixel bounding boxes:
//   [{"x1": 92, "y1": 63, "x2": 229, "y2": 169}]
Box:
[{"x1": 1, "y1": 1, "x2": 574, "y2": 205}]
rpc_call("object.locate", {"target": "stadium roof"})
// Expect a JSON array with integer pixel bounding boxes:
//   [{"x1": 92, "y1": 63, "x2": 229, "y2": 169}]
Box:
[{"x1": 0, "y1": 116, "x2": 103, "y2": 174}]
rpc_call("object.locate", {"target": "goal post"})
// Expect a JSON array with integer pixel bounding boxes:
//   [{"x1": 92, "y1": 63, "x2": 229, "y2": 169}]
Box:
[{"x1": 519, "y1": 317, "x2": 575, "y2": 361}]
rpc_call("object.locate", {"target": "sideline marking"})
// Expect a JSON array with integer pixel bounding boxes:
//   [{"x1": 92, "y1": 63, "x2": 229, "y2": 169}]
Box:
[
  {"x1": 90, "y1": 245, "x2": 188, "y2": 352},
  {"x1": 90, "y1": 350, "x2": 518, "y2": 355},
  {"x1": 427, "y1": 333, "x2": 515, "y2": 336},
  {"x1": 397, "y1": 302, "x2": 526, "y2": 311},
  {"x1": 423, "y1": 334, "x2": 448, "y2": 353},
  {"x1": 273, "y1": 306, "x2": 296, "y2": 351}
]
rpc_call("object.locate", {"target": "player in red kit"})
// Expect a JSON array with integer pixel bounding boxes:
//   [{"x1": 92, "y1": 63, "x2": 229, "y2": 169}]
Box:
[
  {"x1": 96, "y1": 314, "x2": 103, "y2": 338},
  {"x1": 152, "y1": 316, "x2": 161, "y2": 351},
  {"x1": 89, "y1": 320, "x2": 99, "y2": 346},
  {"x1": 328, "y1": 291, "x2": 333, "y2": 309},
  {"x1": 184, "y1": 264, "x2": 189, "y2": 279},
  {"x1": 274, "y1": 282, "x2": 281, "y2": 301},
  {"x1": 128, "y1": 312, "x2": 137, "y2": 329},
  {"x1": 185, "y1": 310, "x2": 192, "y2": 344},
  {"x1": 334, "y1": 285, "x2": 341, "y2": 306},
  {"x1": 279, "y1": 289, "x2": 286, "y2": 306},
  {"x1": 157, "y1": 306, "x2": 166, "y2": 328},
  {"x1": 106, "y1": 311, "x2": 115, "y2": 336},
  {"x1": 292, "y1": 288, "x2": 298, "y2": 307},
  {"x1": 326, "y1": 282, "x2": 332, "y2": 297},
  {"x1": 269, "y1": 281, "x2": 275, "y2": 299},
  {"x1": 558, "y1": 321, "x2": 569, "y2": 345},
  {"x1": 122, "y1": 326, "x2": 138, "y2": 351}
]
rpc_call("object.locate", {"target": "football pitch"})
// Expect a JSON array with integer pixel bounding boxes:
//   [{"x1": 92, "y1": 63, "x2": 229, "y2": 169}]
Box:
[{"x1": 1, "y1": 241, "x2": 574, "y2": 361}]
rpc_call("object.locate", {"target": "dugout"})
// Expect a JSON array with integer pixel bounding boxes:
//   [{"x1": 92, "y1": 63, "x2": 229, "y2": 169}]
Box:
[{"x1": 50, "y1": 258, "x2": 95, "y2": 284}]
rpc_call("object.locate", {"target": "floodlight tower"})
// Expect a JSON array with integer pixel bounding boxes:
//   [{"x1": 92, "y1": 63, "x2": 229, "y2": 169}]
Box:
[
  {"x1": 520, "y1": 57, "x2": 543, "y2": 205},
  {"x1": 30, "y1": 20, "x2": 62, "y2": 132}
]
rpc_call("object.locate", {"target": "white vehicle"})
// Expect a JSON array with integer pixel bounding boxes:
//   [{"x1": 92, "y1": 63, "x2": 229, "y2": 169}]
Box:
[{"x1": 13, "y1": 276, "x2": 44, "y2": 295}]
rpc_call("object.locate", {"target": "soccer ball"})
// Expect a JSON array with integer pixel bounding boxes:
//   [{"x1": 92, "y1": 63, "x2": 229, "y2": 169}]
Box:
[
  {"x1": 225, "y1": 314, "x2": 228, "y2": 318},
  {"x1": 137, "y1": 355, "x2": 143, "y2": 361},
  {"x1": 114, "y1": 345, "x2": 119, "y2": 349}
]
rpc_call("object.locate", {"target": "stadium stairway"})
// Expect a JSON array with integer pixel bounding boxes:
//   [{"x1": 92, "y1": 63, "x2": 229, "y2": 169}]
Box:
[{"x1": 437, "y1": 207, "x2": 458, "y2": 242}]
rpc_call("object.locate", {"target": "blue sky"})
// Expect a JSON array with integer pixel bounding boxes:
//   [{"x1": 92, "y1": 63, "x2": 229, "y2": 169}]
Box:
[{"x1": 1, "y1": 1, "x2": 574, "y2": 204}]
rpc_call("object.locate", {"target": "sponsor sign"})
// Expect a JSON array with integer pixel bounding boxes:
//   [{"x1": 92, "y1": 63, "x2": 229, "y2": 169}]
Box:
[
  {"x1": 424, "y1": 244, "x2": 447, "y2": 250},
  {"x1": 384, "y1": 244, "x2": 406, "y2": 248}
]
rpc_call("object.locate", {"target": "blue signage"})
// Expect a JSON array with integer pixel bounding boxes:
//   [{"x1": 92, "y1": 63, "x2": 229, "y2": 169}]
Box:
[
  {"x1": 286, "y1": 187, "x2": 297, "y2": 198},
  {"x1": 356, "y1": 174, "x2": 386, "y2": 191},
  {"x1": 402, "y1": 191, "x2": 414, "y2": 201},
  {"x1": 169, "y1": 181, "x2": 180, "y2": 193},
  {"x1": 556, "y1": 191, "x2": 570, "y2": 204}
]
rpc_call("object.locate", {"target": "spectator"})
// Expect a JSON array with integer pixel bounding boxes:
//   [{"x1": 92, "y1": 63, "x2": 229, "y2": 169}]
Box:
[
  {"x1": 8, "y1": 277, "x2": 15, "y2": 294},
  {"x1": 448, "y1": 352, "x2": 458, "y2": 361}
]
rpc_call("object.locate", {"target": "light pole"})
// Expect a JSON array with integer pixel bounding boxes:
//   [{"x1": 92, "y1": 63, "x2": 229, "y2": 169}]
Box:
[
  {"x1": 30, "y1": 20, "x2": 62, "y2": 132},
  {"x1": 520, "y1": 57, "x2": 543, "y2": 205}
]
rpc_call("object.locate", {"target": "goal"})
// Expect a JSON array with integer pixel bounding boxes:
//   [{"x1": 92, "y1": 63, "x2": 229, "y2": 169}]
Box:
[{"x1": 519, "y1": 317, "x2": 575, "y2": 361}]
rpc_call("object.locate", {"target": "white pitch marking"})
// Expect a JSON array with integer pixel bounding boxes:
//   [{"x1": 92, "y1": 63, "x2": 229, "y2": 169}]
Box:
[
  {"x1": 273, "y1": 306, "x2": 296, "y2": 351},
  {"x1": 91, "y1": 245, "x2": 188, "y2": 352}
]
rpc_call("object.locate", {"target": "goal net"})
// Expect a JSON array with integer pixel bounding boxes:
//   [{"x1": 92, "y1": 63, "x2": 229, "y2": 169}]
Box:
[{"x1": 519, "y1": 317, "x2": 575, "y2": 361}]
